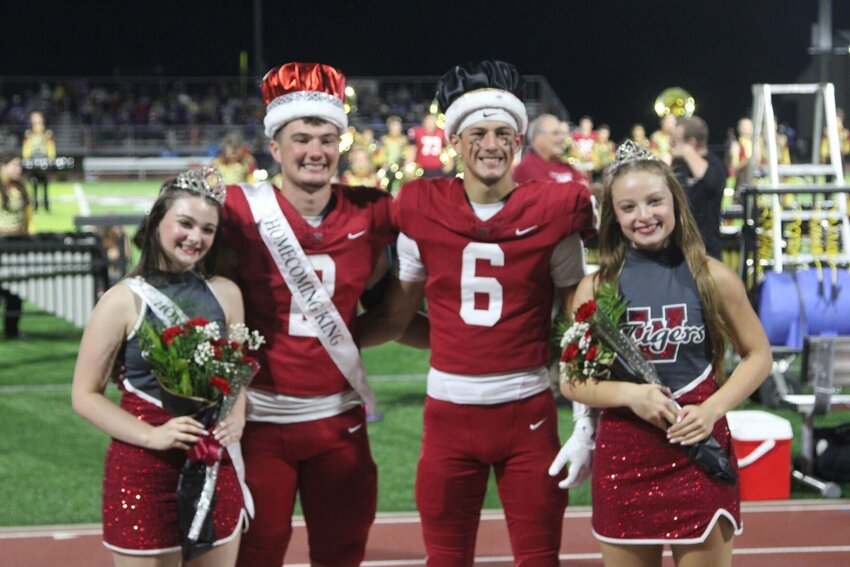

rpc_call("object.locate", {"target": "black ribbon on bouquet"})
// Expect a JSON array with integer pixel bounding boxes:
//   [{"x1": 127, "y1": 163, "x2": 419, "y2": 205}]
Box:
[
  {"x1": 159, "y1": 385, "x2": 222, "y2": 560},
  {"x1": 177, "y1": 457, "x2": 218, "y2": 560}
]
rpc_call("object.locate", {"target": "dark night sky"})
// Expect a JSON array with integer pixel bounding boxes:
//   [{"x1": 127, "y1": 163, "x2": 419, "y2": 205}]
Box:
[{"x1": 6, "y1": 1, "x2": 850, "y2": 143}]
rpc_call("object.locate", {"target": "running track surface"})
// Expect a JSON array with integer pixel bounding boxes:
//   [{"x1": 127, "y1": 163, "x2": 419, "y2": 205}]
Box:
[{"x1": 1, "y1": 501, "x2": 848, "y2": 566}]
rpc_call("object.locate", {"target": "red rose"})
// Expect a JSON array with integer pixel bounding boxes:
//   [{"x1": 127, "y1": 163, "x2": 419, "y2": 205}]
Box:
[
  {"x1": 213, "y1": 346, "x2": 222, "y2": 358},
  {"x1": 161, "y1": 326, "x2": 185, "y2": 344},
  {"x1": 575, "y1": 300, "x2": 597, "y2": 322},
  {"x1": 242, "y1": 354, "x2": 257, "y2": 366},
  {"x1": 231, "y1": 340, "x2": 240, "y2": 349},
  {"x1": 563, "y1": 343, "x2": 579, "y2": 361},
  {"x1": 186, "y1": 317, "x2": 209, "y2": 328},
  {"x1": 211, "y1": 376, "x2": 231, "y2": 395},
  {"x1": 585, "y1": 344, "x2": 598, "y2": 361}
]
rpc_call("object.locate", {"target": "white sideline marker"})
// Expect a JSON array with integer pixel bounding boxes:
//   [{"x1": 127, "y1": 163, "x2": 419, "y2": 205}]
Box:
[{"x1": 73, "y1": 183, "x2": 91, "y2": 217}]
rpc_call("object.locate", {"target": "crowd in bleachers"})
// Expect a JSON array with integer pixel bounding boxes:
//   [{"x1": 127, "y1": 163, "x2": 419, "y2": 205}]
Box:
[
  {"x1": 0, "y1": 79, "x2": 433, "y2": 136},
  {"x1": 3, "y1": 78, "x2": 849, "y2": 182},
  {"x1": 0, "y1": 80, "x2": 264, "y2": 128}
]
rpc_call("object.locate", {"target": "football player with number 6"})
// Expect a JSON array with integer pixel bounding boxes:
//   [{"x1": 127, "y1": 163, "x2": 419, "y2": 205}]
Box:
[{"x1": 358, "y1": 60, "x2": 595, "y2": 565}]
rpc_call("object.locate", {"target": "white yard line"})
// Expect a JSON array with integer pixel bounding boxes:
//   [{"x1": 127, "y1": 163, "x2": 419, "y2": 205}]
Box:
[
  {"x1": 2, "y1": 500, "x2": 847, "y2": 540},
  {"x1": 73, "y1": 183, "x2": 91, "y2": 216}
]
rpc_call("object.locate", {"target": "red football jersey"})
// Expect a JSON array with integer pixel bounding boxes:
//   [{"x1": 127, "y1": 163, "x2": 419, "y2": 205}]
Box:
[
  {"x1": 410, "y1": 126, "x2": 445, "y2": 171},
  {"x1": 513, "y1": 150, "x2": 589, "y2": 186},
  {"x1": 219, "y1": 184, "x2": 395, "y2": 396},
  {"x1": 394, "y1": 177, "x2": 593, "y2": 374}
]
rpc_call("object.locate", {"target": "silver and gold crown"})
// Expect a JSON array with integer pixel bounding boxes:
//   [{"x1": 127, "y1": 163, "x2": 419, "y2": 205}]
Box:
[
  {"x1": 607, "y1": 139, "x2": 659, "y2": 175},
  {"x1": 171, "y1": 167, "x2": 226, "y2": 204}
]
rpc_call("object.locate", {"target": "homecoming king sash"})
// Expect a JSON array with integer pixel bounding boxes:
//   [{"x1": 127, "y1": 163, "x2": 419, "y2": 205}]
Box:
[{"x1": 240, "y1": 182, "x2": 376, "y2": 411}]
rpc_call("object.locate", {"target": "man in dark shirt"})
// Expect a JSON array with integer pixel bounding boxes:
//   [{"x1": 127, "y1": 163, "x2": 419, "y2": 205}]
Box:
[{"x1": 671, "y1": 116, "x2": 727, "y2": 259}]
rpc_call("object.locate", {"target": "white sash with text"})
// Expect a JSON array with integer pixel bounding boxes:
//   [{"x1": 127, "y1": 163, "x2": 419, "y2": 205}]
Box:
[{"x1": 240, "y1": 182, "x2": 376, "y2": 410}]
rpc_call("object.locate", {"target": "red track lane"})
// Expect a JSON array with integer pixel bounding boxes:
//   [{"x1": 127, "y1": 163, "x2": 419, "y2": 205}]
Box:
[{"x1": 1, "y1": 501, "x2": 848, "y2": 566}]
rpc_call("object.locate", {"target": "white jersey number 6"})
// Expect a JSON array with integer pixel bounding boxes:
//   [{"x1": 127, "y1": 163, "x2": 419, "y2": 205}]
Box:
[{"x1": 459, "y1": 242, "x2": 504, "y2": 326}]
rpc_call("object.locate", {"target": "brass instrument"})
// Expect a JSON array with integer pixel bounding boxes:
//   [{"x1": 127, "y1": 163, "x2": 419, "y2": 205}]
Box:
[{"x1": 654, "y1": 87, "x2": 695, "y2": 118}]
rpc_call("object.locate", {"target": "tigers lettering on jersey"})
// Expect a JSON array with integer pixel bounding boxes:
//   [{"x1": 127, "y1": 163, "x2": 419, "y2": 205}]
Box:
[{"x1": 624, "y1": 303, "x2": 706, "y2": 363}]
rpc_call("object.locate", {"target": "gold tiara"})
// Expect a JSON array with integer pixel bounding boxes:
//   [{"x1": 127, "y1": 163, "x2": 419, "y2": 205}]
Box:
[
  {"x1": 607, "y1": 139, "x2": 659, "y2": 175},
  {"x1": 171, "y1": 167, "x2": 226, "y2": 204}
]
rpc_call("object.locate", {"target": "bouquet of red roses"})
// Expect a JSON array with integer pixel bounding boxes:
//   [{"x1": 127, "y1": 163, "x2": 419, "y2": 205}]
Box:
[
  {"x1": 558, "y1": 288, "x2": 623, "y2": 382},
  {"x1": 140, "y1": 317, "x2": 263, "y2": 405},
  {"x1": 139, "y1": 317, "x2": 264, "y2": 559},
  {"x1": 559, "y1": 283, "x2": 737, "y2": 485}
]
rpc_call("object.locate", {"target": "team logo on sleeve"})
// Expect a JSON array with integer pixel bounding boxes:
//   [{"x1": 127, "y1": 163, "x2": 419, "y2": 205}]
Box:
[{"x1": 623, "y1": 303, "x2": 705, "y2": 363}]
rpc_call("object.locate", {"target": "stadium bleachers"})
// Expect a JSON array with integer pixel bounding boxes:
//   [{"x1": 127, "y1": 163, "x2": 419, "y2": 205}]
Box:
[{"x1": 0, "y1": 75, "x2": 568, "y2": 159}]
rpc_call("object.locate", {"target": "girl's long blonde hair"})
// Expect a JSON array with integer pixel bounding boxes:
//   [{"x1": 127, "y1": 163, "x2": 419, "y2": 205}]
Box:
[{"x1": 596, "y1": 158, "x2": 728, "y2": 382}]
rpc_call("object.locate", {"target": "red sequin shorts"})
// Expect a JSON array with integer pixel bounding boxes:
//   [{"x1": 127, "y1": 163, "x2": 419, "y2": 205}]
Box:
[
  {"x1": 102, "y1": 391, "x2": 244, "y2": 554},
  {"x1": 591, "y1": 375, "x2": 741, "y2": 544}
]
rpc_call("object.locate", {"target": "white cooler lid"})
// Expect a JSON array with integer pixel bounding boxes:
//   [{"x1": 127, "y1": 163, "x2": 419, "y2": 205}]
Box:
[{"x1": 726, "y1": 410, "x2": 793, "y2": 441}]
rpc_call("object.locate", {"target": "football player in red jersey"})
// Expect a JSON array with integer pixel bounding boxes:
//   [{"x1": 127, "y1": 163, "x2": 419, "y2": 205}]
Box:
[
  {"x1": 359, "y1": 61, "x2": 595, "y2": 566},
  {"x1": 216, "y1": 62, "x2": 395, "y2": 567},
  {"x1": 410, "y1": 114, "x2": 452, "y2": 177}
]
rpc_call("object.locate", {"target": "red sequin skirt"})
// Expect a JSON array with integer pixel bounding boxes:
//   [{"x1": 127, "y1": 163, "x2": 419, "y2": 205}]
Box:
[
  {"x1": 102, "y1": 391, "x2": 244, "y2": 554},
  {"x1": 591, "y1": 375, "x2": 741, "y2": 544}
]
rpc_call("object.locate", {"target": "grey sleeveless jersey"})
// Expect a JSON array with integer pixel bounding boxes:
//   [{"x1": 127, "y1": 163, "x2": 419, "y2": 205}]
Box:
[
  {"x1": 618, "y1": 247, "x2": 713, "y2": 391},
  {"x1": 124, "y1": 270, "x2": 227, "y2": 401}
]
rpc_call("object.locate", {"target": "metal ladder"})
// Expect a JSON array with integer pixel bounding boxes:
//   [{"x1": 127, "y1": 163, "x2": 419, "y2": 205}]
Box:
[{"x1": 748, "y1": 83, "x2": 850, "y2": 272}]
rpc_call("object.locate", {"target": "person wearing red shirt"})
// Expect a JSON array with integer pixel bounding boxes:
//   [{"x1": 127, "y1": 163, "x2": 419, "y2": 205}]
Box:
[
  {"x1": 410, "y1": 114, "x2": 451, "y2": 177},
  {"x1": 217, "y1": 62, "x2": 395, "y2": 567},
  {"x1": 514, "y1": 113, "x2": 588, "y2": 186},
  {"x1": 569, "y1": 115, "x2": 597, "y2": 174},
  {"x1": 359, "y1": 60, "x2": 595, "y2": 566}
]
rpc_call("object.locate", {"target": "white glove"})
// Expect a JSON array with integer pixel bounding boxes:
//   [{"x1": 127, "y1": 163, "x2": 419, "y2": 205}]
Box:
[{"x1": 548, "y1": 415, "x2": 595, "y2": 489}]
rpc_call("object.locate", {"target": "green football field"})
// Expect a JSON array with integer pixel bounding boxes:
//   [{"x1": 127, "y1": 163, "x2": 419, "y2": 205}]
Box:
[
  {"x1": 0, "y1": 179, "x2": 848, "y2": 528},
  {"x1": 29, "y1": 179, "x2": 160, "y2": 233}
]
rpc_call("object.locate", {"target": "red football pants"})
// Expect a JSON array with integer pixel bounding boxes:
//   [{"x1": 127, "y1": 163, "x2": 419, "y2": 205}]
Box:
[
  {"x1": 236, "y1": 406, "x2": 377, "y2": 567},
  {"x1": 416, "y1": 390, "x2": 568, "y2": 567}
]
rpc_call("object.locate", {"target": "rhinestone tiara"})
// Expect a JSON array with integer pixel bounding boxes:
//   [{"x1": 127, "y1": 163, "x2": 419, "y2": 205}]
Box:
[
  {"x1": 607, "y1": 139, "x2": 659, "y2": 175},
  {"x1": 266, "y1": 90, "x2": 344, "y2": 112},
  {"x1": 171, "y1": 167, "x2": 226, "y2": 204}
]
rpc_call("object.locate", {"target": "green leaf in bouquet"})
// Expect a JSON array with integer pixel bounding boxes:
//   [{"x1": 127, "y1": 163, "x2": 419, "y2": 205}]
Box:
[
  {"x1": 179, "y1": 367, "x2": 193, "y2": 396},
  {"x1": 595, "y1": 281, "x2": 628, "y2": 324},
  {"x1": 597, "y1": 350, "x2": 616, "y2": 366},
  {"x1": 138, "y1": 320, "x2": 161, "y2": 351}
]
